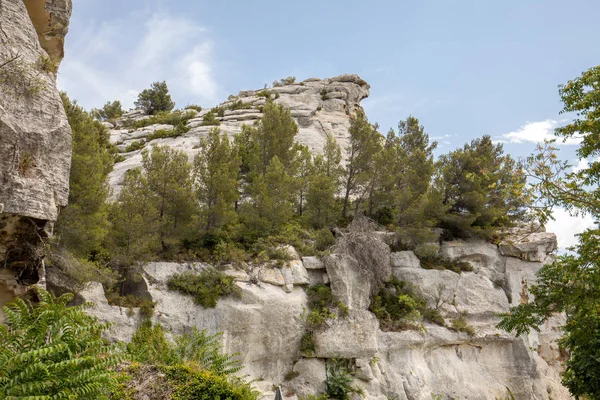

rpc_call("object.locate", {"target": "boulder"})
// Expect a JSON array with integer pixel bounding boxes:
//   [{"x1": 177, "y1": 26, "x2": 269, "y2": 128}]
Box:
[
  {"x1": 281, "y1": 260, "x2": 310, "y2": 286},
  {"x1": 440, "y1": 240, "x2": 505, "y2": 281},
  {"x1": 258, "y1": 267, "x2": 286, "y2": 286},
  {"x1": 302, "y1": 256, "x2": 325, "y2": 270}
]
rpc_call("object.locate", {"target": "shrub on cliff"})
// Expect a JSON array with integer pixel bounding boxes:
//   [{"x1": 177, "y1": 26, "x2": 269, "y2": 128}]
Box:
[
  {"x1": 167, "y1": 268, "x2": 241, "y2": 308},
  {"x1": 135, "y1": 81, "x2": 175, "y2": 115}
]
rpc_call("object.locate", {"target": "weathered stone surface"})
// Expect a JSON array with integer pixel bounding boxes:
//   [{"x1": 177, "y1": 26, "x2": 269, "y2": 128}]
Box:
[
  {"x1": 23, "y1": 0, "x2": 72, "y2": 61},
  {"x1": 313, "y1": 310, "x2": 378, "y2": 359},
  {"x1": 440, "y1": 240, "x2": 505, "y2": 281},
  {"x1": 302, "y1": 256, "x2": 325, "y2": 269},
  {"x1": 289, "y1": 358, "x2": 327, "y2": 396},
  {"x1": 390, "y1": 251, "x2": 420, "y2": 268},
  {"x1": 499, "y1": 232, "x2": 557, "y2": 262},
  {"x1": 258, "y1": 266, "x2": 286, "y2": 286},
  {"x1": 281, "y1": 260, "x2": 309, "y2": 286},
  {"x1": 393, "y1": 267, "x2": 509, "y2": 318},
  {"x1": 0, "y1": 0, "x2": 72, "y2": 221},
  {"x1": 325, "y1": 232, "x2": 392, "y2": 310}
]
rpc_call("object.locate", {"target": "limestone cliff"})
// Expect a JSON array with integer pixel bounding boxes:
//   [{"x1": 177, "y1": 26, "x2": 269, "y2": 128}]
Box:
[
  {"x1": 76, "y1": 228, "x2": 570, "y2": 400},
  {"x1": 107, "y1": 74, "x2": 369, "y2": 194},
  {"x1": 0, "y1": 0, "x2": 72, "y2": 309}
]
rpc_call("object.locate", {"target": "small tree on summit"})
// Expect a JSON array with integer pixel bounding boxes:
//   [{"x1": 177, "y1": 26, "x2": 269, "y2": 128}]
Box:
[{"x1": 135, "y1": 81, "x2": 175, "y2": 115}]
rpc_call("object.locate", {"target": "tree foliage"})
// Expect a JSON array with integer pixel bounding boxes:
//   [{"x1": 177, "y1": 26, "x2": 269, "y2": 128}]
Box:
[
  {"x1": 0, "y1": 287, "x2": 123, "y2": 399},
  {"x1": 134, "y1": 81, "x2": 175, "y2": 115},
  {"x1": 92, "y1": 100, "x2": 124, "y2": 121},
  {"x1": 436, "y1": 135, "x2": 527, "y2": 239},
  {"x1": 56, "y1": 93, "x2": 114, "y2": 258},
  {"x1": 498, "y1": 65, "x2": 600, "y2": 399}
]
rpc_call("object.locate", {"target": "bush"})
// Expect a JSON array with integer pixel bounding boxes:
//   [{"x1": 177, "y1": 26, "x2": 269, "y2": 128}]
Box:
[
  {"x1": 125, "y1": 140, "x2": 145, "y2": 152},
  {"x1": 300, "y1": 332, "x2": 315, "y2": 355},
  {"x1": 0, "y1": 288, "x2": 123, "y2": 399},
  {"x1": 127, "y1": 320, "x2": 242, "y2": 375},
  {"x1": 202, "y1": 110, "x2": 221, "y2": 126},
  {"x1": 369, "y1": 277, "x2": 441, "y2": 330},
  {"x1": 37, "y1": 54, "x2": 59, "y2": 73},
  {"x1": 320, "y1": 88, "x2": 328, "y2": 100},
  {"x1": 419, "y1": 254, "x2": 473, "y2": 274},
  {"x1": 167, "y1": 268, "x2": 241, "y2": 308},
  {"x1": 145, "y1": 123, "x2": 190, "y2": 141},
  {"x1": 315, "y1": 228, "x2": 336, "y2": 252},
  {"x1": 227, "y1": 99, "x2": 252, "y2": 111},
  {"x1": 135, "y1": 81, "x2": 175, "y2": 115},
  {"x1": 450, "y1": 314, "x2": 475, "y2": 336},
  {"x1": 185, "y1": 104, "x2": 202, "y2": 112},
  {"x1": 325, "y1": 360, "x2": 363, "y2": 400}
]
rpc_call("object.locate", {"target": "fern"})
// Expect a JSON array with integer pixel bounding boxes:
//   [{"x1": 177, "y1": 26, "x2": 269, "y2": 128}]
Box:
[{"x1": 0, "y1": 287, "x2": 124, "y2": 399}]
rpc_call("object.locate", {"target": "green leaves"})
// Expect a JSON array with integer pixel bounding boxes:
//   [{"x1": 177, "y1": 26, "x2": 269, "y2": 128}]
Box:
[
  {"x1": 0, "y1": 287, "x2": 123, "y2": 399},
  {"x1": 134, "y1": 81, "x2": 175, "y2": 115}
]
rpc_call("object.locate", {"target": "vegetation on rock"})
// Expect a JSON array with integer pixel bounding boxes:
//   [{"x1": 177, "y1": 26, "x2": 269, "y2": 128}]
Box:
[{"x1": 134, "y1": 81, "x2": 175, "y2": 115}]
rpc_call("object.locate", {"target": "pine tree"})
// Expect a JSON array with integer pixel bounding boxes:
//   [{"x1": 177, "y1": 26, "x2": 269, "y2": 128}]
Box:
[
  {"x1": 194, "y1": 127, "x2": 241, "y2": 232},
  {"x1": 341, "y1": 113, "x2": 382, "y2": 219},
  {"x1": 436, "y1": 135, "x2": 527, "y2": 238},
  {"x1": 142, "y1": 146, "x2": 196, "y2": 252},
  {"x1": 55, "y1": 93, "x2": 113, "y2": 258}
]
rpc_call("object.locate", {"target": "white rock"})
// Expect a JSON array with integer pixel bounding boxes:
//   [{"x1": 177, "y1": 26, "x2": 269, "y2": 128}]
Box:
[
  {"x1": 390, "y1": 251, "x2": 420, "y2": 268},
  {"x1": 281, "y1": 260, "x2": 310, "y2": 286},
  {"x1": 313, "y1": 310, "x2": 378, "y2": 358},
  {"x1": 499, "y1": 232, "x2": 557, "y2": 262},
  {"x1": 302, "y1": 256, "x2": 325, "y2": 269},
  {"x1": 258, "y1": 267, "x2": 286, "y2": 286},
  {"x1": 288, "y1": 358, "x2": 326, "y2": 396}
]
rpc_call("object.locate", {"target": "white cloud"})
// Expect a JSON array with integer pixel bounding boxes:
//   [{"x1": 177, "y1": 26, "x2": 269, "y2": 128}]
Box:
[
  {"x1": 546, "y1": 207, "x2": 596, "y2": 250},
  {"x1": 501, "y1": 120, "x2": 582, "y2": 145},
  {"x1": 571, "y1": 158, "x2": 589, "y2": 173},
  {"x1": 59, "y1": 12, "x2": 221, "y2": 110}
]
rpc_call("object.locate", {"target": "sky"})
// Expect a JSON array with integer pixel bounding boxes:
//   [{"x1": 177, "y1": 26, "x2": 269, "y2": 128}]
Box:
[{"x1": 58, "y1": 0, "x2": 600, "y2": 249}]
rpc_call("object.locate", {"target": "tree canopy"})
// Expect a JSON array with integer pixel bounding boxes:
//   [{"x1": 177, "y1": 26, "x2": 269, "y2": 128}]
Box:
[
  {"x1": 135, "y1": 81, "x2": 175, "y2": 115},
  {"x1": 498, "y1": 65, "x2": 600, "y2": 399}
]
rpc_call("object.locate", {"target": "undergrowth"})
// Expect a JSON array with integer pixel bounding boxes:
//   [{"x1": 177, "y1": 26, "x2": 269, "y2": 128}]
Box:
[{"x1": 167, "y1": 268, "x2": 241, "y2": 308}]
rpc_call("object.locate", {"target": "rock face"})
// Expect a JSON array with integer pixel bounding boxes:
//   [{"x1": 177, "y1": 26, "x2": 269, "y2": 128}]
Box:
[
  {"x1": 76, "y1": 232, "x2": 571, "y2": 399},
  {"x1": 107, "y1": 74, "x2": 370, "y2": 194},
  {"x1": 0, "y1": 0, "x2": 72, "y2": 310}
]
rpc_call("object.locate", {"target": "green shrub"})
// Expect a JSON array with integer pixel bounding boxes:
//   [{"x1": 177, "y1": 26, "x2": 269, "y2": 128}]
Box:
[
  {"x1": 135, "y1": 81, "x2": 175, "y2": 115},
  {"x1": 419, "y1": 254, "x2": 473, "y2": 274},
  {"x1": 145, "y1": 123, "x2": 190, "y2": 141},
  {"x1": 127, "y1": 320, "x2": 243, "y2": 375},
  {"x1": 256, "y1": 89, "x2": 272, "y2": 99},
  {"x1": 284, "y1": 370, "x2": 300, "y2": 381},
  {"x1": 320, "y1": 88, "x2": 328, "y2": 100},
  {"x1": 370, "y1": 277, "x2": 442, "y2": 330},
  {"x1": 325, "y1": 360, "x2": 363, "y2": 400},
  {"x1": 163, "y1": 364, "x2": 257, "y2": 400},
  {"x1": 0, "y1": 55, "x2": 46, "y2": 97},
  {"x1": 300, "y1": 332, "x2": 315, "y2": 355},
  {"x1": 213, "y1": 106, "x2": 226, "y2": 117},
  {"x1": 315, "y1": 228, "x2": 336, "y2": 252},
  {"x1": 124, "y1": 140, "x2": 145, "y2": 152},
  {"x1": 450, "y1": 314, "x2": 475, "y2": 336},
  {"x1": 185, "y1": 104, "x2": 202, "y2": 112},
  {"x1": 227, "y1": 99, "x2": 252, "y2": 111},
  {"x1": 37, "y1": 54, "x2": 59, "y2": 73},
  {"x1": 202, "y1": 110, "x2": 221, "y2": 126},
  {"x1": 93, "y1": 100, "x2": 124, "y2": 121},
  {"x1": 0, "y1": 288, "x2": 123, "y2": 399},
  {"x1": 167, "y1": 268, "x2": 241, "y2": 308}
]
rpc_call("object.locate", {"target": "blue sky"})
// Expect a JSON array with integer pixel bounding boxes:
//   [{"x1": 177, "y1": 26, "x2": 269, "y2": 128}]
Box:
[{"x1": 59, "y1": 0, "x2": 599, "y2": 247}]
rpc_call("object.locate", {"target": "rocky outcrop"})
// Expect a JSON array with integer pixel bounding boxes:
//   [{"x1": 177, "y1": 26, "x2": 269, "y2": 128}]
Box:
[
  {"x1": 0, "y1": 0, "x2": 72, "y2": 313},
  {"x1": 74, "y1": 230, "x2": 570, "y2": 399},
  {"x1": 107, "y1": 75, "x2": 370, "y2": 194},
  {"x1": 23, "y1": 0, "x2": 72, "y2": 61}
]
